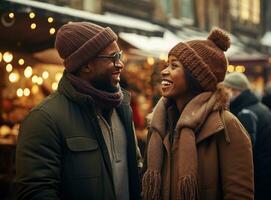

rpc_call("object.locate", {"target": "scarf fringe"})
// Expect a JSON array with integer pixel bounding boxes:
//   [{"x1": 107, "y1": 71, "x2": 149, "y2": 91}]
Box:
[
  {"x1": 141, "y1": 169, "x2": 161, "y2": 200},
  {"x1": 177, "y1": 175, "x2": 199, "y2": 200}
]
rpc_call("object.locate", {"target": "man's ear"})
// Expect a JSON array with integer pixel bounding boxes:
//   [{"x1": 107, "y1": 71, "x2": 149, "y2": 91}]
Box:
[{"x1": 81, "y1": 62, "x2": 93, "y2": 73}]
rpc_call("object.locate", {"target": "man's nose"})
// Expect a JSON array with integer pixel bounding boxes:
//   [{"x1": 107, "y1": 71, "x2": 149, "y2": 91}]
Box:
[{"x1": 115, "y1": 60, "x2": 124, "y2": 70}]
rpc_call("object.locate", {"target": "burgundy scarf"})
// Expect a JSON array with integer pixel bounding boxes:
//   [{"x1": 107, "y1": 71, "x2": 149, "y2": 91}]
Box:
[{"x1": 66, "y1": 72, "x2": 123, "y2": 108}]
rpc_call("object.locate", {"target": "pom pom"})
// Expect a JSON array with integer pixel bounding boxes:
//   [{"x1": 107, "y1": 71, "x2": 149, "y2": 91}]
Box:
[{"x1": 208, "y1": 28, "x2": 230, "y2": 51}]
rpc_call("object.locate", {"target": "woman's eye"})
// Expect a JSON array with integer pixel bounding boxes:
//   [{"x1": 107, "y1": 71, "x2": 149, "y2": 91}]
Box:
[{"x1": 171, "y1": 63, "x2": 178, "y2": 69}]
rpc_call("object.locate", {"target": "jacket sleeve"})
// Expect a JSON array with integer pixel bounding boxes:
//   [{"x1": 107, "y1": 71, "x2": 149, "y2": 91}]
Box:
[
  {"x1": 217, "y1": 110, "x2": 254, "y2": 200},
  {"x1": 16, "y1": 109, "x2": 62, "y2": 200}
]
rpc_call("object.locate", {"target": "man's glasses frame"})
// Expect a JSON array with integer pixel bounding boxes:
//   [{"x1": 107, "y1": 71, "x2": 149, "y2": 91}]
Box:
[{"x1": 95, "y1": 51, "x2": 123, "y2": 66}]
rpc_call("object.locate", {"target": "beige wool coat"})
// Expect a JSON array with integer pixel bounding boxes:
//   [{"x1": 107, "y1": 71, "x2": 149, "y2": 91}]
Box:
[{"x1": 143, "y1": 103, "x2": 254, "y2": 200}]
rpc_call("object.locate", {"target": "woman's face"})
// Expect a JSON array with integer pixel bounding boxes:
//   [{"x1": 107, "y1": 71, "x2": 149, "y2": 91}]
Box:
[{"x1": 160, "y1": 55, "x2": 188, "y2": 99}]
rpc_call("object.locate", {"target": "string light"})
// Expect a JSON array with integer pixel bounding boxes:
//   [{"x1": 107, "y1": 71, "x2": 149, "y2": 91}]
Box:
[
  {"x1": 9, "y1": 72, "x2": 19, "y2": 83},
  {"x1": 52, "y1": 82, "x2": 58, "y2": 90},
  {"x1": 48, "y1": 17, "x2": 54, "y2": 23},
  {"x1": 37, "y1": 77, "x2": 43, "y2": 85},
  {"x1": 32, "y1": 75, "x2": 38, "y2": 83},
  {"x1": 31, "y1": 23, "x2": 36, "y2": 29},
  {"x1": 227, "y1": 65, "x2": 235, "y2": 73},
  {"x1": 49, "y1": 28, "x2": 56, "y2": 35},
  {"x1": 236, "y1": 65, "x2": 246, "y2": 73},
  {"x1": 18, "y1": 58, "x2": 24, "y2": 65},
  {"x1": 3, "y1": 52, "x2": 13, "y2": 63},
  {"x1": 29, "y1": 12, "x2": 35, "y2": 19},
  {"x1": 42, "y1": 71, "x2": 49, "y2": 79},
  {"x1": 6, "y1": 64, "x2": 13, "y2": 72},
  {"x1": 8, "y1": 12, "x2": 14, "y2": 19},
  {"x1": 23, "y1": 88, "x2": 30, "y2": 96},
  {"x1": 24, "y1": 66, "x2": 33, "y2": 78},
  {"x1": 17, "y1": 88, "x2": 23, "y2": 97}
]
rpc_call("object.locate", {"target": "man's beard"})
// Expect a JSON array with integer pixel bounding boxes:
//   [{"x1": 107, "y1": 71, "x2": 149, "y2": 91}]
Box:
[{"x1": 90, "y1": 78, "x2": 119, "y2": 93}]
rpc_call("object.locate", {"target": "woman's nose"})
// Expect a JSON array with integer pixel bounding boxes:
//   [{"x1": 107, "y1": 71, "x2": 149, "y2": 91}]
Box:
[{"x1": 161, "y1": 67, "x2": 170, "y2": 76}]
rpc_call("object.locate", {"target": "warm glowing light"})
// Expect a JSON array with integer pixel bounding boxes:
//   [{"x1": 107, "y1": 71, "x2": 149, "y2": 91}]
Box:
[
  {"x1": 147, "y1": 57, "x2": 155, "y2": 65},
  {"x1": 227, "y1": 65, "x2": 235, "y2": 73},
  {"x1": 24, "y1": 66, "x2": 33, "y2": 78},
  {"x1": 32, "y1": 75, "x2": 39, "y2": 83},
  {"x1": 6, "y1": 64, "x2": 13, "y2": 72},
  {"x1": 9, "y1": 12, "x2": 14, "y2": 19},
  {"x1": 55, "y1": 73, "x2": 63, "y2": 82},
  {"x1": 17, "y1": 88, "x2": 23, "y2": 97},
  {"x1": 23, "y1": 88, "x2": 30, "y2": 96},
  {"x1": 235, "y1": 65, "x2": 246, "y2": 73},
  {"x1": 3, "y1": 52, "x2": 13, "y2": 63},
  {"x1": 0, "y1": 52, "x2": 2, "y2": 62},
  {"x1": 29, "y1": 12, "x2": 35, "y2": 19},
  {"x1": 48, "y1": 17, "x2": 54, "y2": 23},
  {"x1": 159, "y1": 54, "x2": 167, "y2": 61},
  {"x1": 49, "y1": 28, "x2": 56, "y2": 35},
  {"x1": 52, "y1": 82, "x2": 58, "y2": 91},
  {"x1": 9, "y1": 72, "x2": 19, "y2": 83},
  {"x1": 31, "y1": 85, "x2": 39, "y2": 94},
  {"x1": 42, "y1": 71, "x2": 49, "y2": 79},
  {"x1": 37, "y1": 77, "x2": 43, "y2": 85},
  {"x1": 18, "y1": 58, "x2": 24, "y2": 65},
  {"x1": 31, "y1": 23, "x2": 36, "y2": 29}
]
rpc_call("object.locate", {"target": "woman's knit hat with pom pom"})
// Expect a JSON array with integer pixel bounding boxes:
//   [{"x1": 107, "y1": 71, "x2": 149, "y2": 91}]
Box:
[{"x1": 169, "y1": 28, "x2": 231, "y2": 91}]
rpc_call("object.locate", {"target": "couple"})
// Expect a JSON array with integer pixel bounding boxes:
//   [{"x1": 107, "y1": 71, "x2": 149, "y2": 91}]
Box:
[{"x1": 16, "y1": 22, "x2": 254, "y2": 200}]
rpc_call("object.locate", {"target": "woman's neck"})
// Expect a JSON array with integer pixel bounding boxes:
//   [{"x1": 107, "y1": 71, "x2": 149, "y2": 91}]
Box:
[{"x1": 175, "y1": 93, "x2": 194, "y2": 113}]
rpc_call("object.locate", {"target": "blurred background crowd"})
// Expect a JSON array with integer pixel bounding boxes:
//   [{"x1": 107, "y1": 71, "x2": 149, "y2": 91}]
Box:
[{"x1": 0, "y1": 0, "x2": 271, "y2": 199}]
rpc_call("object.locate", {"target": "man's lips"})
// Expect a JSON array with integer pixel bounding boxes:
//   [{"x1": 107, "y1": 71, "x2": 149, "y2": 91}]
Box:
[{"x1": 112, "y1": 71, "x2": 121, "y2": 81}]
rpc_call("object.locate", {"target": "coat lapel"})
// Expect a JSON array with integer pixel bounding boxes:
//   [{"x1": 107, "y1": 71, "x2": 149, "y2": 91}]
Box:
[{"x1": 196, "y1": 111, "x2": 225, "y2": 144}]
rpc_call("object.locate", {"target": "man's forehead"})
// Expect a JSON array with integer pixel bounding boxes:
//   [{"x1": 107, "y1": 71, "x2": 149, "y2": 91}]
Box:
[{"x1": 100, "y1": 41, "x2": 120, "y2": 54}]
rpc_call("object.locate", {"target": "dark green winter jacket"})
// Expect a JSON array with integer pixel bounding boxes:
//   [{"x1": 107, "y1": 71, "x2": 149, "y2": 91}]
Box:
[{"x1": 16, "y1": 74, "x2": 141, "y2": 200}]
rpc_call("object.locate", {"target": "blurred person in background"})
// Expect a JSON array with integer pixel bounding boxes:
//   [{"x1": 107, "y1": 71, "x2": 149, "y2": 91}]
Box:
[
  {"x1": 223, "y1": 72, "x2": 271, "y2": 200},
  {"x1": 142, "y1": 28, "x2": 254, "y2": 200},
  {"x1": 16, "y1": 22, "x2": 141, "y2": 200},
  {"x1": 262, "y1": 83, "x2": 271, "y2": 110}
]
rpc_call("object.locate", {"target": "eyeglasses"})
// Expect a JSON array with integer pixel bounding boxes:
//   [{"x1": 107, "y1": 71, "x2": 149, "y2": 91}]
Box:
[{"x1": 96, "y1": 51, "x2": 123, "y2": 66}]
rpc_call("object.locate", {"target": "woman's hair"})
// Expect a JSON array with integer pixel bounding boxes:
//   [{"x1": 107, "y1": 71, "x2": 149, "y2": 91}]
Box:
[{"x1": 183, "y1": 67, "x2": 204, "y2": 96}]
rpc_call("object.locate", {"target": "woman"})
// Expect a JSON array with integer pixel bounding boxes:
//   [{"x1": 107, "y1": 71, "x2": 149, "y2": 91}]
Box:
[{"x1": 142, "y1": 29, "x2": 254, "y2": 200}]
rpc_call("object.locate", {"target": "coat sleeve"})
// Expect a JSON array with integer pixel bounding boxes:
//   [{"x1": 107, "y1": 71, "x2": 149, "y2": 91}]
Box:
[
  {"x1": 16, "y1": 109, "x2": 62, "y2": 200},
  {"x1": 217, "y1": 110, "x2": 254, "y2": 200}
]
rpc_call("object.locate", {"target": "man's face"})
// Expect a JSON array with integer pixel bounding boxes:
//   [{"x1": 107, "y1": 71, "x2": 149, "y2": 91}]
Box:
[{"x1": 87, "y1": 41, "x2": 124, "y2": 92}]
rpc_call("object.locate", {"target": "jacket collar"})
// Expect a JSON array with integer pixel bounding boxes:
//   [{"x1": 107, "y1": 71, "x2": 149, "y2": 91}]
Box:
[
  {"x1": 196, "y1": 110, "x2": 229, "y2": 144},
  {"x1": 230, "y1": 90, "x2": 259, "y2": 115}
]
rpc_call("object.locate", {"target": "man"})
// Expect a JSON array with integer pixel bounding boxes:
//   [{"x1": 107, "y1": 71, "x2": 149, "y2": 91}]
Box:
[
  {"x1": 223, "y1": 72, "x2": 271, "y2": 200},
  {"x1": 16, "y1": 22, "x2": 141, "y2": 200}
]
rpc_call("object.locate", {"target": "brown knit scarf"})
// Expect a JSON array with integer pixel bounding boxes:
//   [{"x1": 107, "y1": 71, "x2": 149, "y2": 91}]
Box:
[
  {"x1": 142, "y1": 88, "x2": 227, "y2": 200},
  {"x1": 66, "y1": 72, "x2": 123, "y2": 108}
]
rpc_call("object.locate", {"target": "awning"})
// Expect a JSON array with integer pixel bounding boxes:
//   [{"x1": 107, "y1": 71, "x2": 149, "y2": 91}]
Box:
[
  {"x1": 120, "y1": 27, "x2": 269, "y2": 65},
  {"x1": 119, "y1": 30, "x2": 180, "y2": 58},
  {"x1": 261, "y1": 31, "x2": 271, "y2": 47},
  {"x1": 0, "y1": 0, "x2": 164, "y2": 52}
]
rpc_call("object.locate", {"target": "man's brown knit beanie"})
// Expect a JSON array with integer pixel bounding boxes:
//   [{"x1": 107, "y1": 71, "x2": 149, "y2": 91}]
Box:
[
  {"x1": 169, "y1": 28, "x2": 231, "y2": 91},
  {"x1": 55, "y1": 22, "x2": 118, "y2": 73}
]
